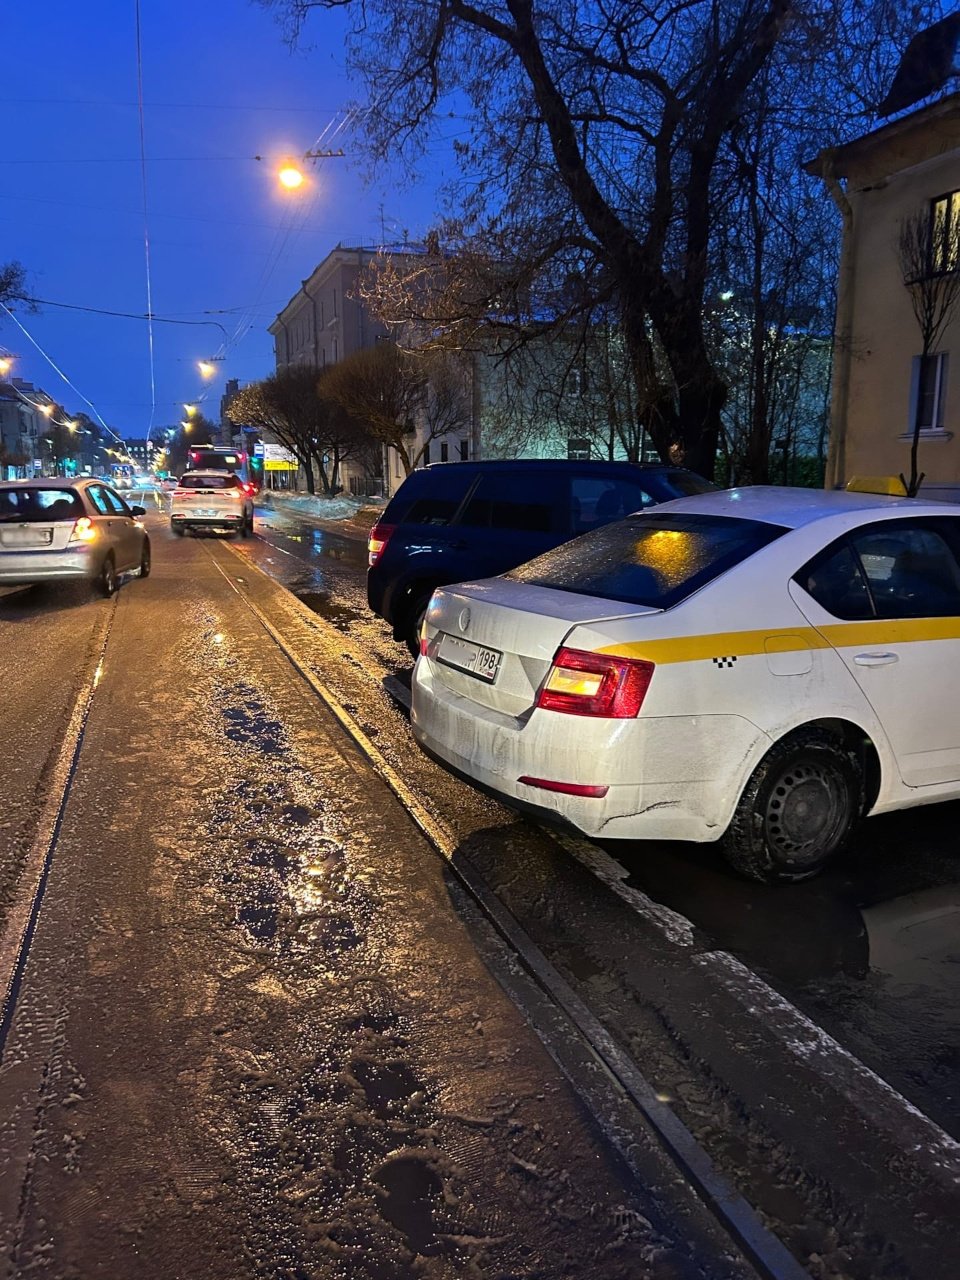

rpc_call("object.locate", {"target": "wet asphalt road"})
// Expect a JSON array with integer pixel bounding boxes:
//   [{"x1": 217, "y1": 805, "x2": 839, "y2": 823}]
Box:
[
  {"x1": 0, "y1": 508, "x2": 754, "y2": 1280},
  {"x1": 245, "y1": 500, "x2": 960, "y2": 1144}
]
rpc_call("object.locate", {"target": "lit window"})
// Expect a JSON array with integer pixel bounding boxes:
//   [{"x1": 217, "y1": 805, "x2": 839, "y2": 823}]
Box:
[{"x1": 931, "y1": 191, "x2": 960, "y2": 274}]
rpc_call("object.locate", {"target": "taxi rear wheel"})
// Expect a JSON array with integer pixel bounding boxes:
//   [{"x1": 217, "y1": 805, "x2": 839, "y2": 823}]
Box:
[{"x1": 721, "y1": 729, "x2": 861, "y2": 883}]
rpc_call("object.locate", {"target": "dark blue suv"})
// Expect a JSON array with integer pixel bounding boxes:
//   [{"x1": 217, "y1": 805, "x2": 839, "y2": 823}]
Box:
[{"x1": 367, "y1": 459, "x2": 717, "y2": 652}]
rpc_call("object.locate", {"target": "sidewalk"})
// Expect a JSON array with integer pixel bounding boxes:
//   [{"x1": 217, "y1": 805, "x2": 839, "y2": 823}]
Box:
[{"x1": 257, "y1": 489, "x2": 384, "y2": 541}]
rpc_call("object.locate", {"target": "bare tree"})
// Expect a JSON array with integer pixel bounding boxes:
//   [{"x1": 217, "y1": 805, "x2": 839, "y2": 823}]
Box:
[
  {"x1": 322, "y1": 343, "x2": 471, "y2": 476},
  {"x1": 229, "y1": 367, "x2": 366, "y2": 494},
  {"x1": 262, "y1": 0, "x2": 930, "y2": 480},
  {"x1": 896, "y1": 208, "x2": 960, "y2": 496}
]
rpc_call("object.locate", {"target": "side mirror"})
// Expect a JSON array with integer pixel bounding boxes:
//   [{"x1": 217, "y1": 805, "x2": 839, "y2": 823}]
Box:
[{"x1": 130, "y1": 505, "x2": 146, "y2": 517}]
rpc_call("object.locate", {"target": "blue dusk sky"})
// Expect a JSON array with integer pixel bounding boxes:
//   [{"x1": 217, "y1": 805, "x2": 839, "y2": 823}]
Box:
[{"x1": 2, "y1": 0, "x2": 450, "y2": 439}]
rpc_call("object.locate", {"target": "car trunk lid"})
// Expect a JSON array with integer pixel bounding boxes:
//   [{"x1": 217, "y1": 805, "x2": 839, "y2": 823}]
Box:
[{"x1": 424, "y1": 578, "x2": 661, "y2": 717}]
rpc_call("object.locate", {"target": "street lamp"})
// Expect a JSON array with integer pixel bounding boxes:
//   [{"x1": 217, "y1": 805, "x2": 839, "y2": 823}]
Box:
[
  {"x1": 198, "y1": 362, "x2": 215, "y2": 377},
  {"x1": 183, "y1": 403, "x2": 197, "y2": 415},
  {"x1": 180, "y1": 420, "x2": 192, "y2": 432},
  {"x1": 278, "y1": 162, "x2": 305, "y2": 189},
  {"x1": 0, "y1": 357, "x2": 12, "y2": 375},
  {"x1": 40, "y1": 404, "x2": 54, "y2": 417}
]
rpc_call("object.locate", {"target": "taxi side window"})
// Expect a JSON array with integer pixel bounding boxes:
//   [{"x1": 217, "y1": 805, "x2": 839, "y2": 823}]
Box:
[
  {"x1": 796, "y1": 541, "x2": 873, "y2": 619},
  {"x1": 87, "y1": 486, "x2": 111, "y2": 516},
  {"x1": 849, "y1": 523, "x2": 960, "y2": 619}
]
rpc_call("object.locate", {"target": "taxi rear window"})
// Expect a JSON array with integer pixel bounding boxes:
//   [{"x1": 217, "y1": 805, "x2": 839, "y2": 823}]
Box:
[{"x1": 505, "y1": 513, "x2": 786, "y2": 608}]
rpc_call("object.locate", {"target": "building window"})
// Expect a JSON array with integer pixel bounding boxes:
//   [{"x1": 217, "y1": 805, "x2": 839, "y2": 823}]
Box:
[
  {"x1": 912, "y1": 352, "x2": 949, "y2": 432},
  {"x1": 931, "y1": 191, "x2": 960, "y2": 274},
  {"x1": 440, "y1": 441, "x2": 448, "y2": 462},
  {"x1": 567, "y1": 437, "x2": 591, "y2": 461},
  {"x1": 459, "y1": 439, "x2": 468, "y2": 461},
  {"x1": 423, "y1": 443, "x2": 431, "y2": 466},
  {"x1": 332, "y1": 289, "x2": 338, "y2": 319},
  {"x1": 333, "y1": 337, "x2": 338, "y2": 363}
]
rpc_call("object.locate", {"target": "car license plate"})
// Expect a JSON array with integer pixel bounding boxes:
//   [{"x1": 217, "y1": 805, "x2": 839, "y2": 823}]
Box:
[
  {"x1": 436, "y1": 633, "x2": 502, "y2": 683},
  {"x1": 0, "y1": 526, "x2": 53, "y2": 547}
]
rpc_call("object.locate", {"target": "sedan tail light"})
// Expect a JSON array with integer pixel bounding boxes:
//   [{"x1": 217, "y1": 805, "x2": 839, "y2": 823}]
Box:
[
  {"x1": 367, "y1": 522, "x2": 396, "y2": 567},
  {"x1": 68, "y1": 516, "x2": 97, "y2": 543},
  {"x1": 537, "y1": 647, "x2": 654, "y2": 718}
]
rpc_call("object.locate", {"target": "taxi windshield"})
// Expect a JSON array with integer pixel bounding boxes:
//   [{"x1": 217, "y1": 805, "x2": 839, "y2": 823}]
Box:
[{"x1": 505, "y1": 512, "x2": 787, "y2": 608}]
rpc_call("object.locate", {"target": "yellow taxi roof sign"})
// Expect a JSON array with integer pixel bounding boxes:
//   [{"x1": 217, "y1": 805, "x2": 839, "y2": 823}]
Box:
[{"x1": 844, "y1": 475, "x2": 908, "y2": 497}]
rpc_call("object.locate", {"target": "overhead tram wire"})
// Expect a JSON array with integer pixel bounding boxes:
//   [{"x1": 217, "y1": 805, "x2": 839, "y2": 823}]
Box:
[
  {"x1": 0, "y1": 302, "x2": 124, "y2": 444},
  {"x1": 224, "y1": 104, "x2": 367, "y2": 356},
  {"x1": 134, "y1": 0, "x2": 157, "y2": 439}
]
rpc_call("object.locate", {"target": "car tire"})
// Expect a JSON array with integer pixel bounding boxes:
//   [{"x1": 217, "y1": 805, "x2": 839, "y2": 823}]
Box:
[
  {"x1": 404, "y1": 593, "x2": 431, "y2": 659},
  {"x1": 97, "y1": 554, "x2": 118, "y2": 599},
  {"x1": 139, "y1": 538, "x2": 151, "y2": 578},
  {"x1": 239, "y1": 514, "x2": 250, "y2": 538},
  {"x1": 171, "y1": 523, "x2": 184, "y2": 537},
  {"x1": 720, "y1": 729, "x2": 861, "y2": 884}
]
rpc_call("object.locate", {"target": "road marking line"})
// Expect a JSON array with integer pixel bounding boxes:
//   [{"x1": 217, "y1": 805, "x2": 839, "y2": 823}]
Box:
[
  {"x1": 205, "y1": 548, "x2": 809, "y2": 1280},
  {"x1": 697, "y1": 949, "x2": 960, "y2": 1183},
  {"x1": 0, "y1": 605, "x2": 115, "y2": 1061}
]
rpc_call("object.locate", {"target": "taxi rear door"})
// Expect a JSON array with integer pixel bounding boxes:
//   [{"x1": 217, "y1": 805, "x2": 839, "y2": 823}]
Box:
[{"x1": 789, "y1": 517, "x2": 960, "y2": 788}]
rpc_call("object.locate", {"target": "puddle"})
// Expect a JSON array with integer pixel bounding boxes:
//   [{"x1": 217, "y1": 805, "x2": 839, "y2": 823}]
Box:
[
  {"x1": 372, "y1": 1156, "x2": 444, "y2": 1255},
  {"x1": 296, "y1": 590, "x2": 361, "y2": 632},
  {"x1": 354, "y1": 1059, "x2": 423, "y2": 1114},
  {"x1": 239, "y1": 903, "x2": 279, "y2": 941}
]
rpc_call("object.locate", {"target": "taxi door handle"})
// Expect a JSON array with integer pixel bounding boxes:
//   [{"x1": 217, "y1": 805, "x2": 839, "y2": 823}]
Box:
[{"x1": 854, "y1": 652, "x2": 898, "y2": 667}]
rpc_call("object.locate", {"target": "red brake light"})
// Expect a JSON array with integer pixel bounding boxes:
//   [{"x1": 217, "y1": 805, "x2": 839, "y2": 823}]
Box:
[
  {"x1": 536, "y1": 647, "x2": 654, "y2": 718},
  {"x1": 367, "y1": 522, "x2": 396, "y2": 567},
  {"x1": 518, "y1": 777, "x2": 609, "y2": 798},
  {"x1": 173, "y1": 489, "x2": 187, "y2": 497}
]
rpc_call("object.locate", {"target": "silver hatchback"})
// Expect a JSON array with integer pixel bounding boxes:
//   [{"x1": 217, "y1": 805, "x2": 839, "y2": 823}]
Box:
[{"x1": 0, "y1": 478, "x2": 151, "y2": 597}]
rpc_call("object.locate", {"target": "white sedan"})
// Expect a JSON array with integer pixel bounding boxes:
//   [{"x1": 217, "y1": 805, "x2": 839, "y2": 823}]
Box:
[{"x1": 412, "y1": 487, "x2": 960, "y2": 882}]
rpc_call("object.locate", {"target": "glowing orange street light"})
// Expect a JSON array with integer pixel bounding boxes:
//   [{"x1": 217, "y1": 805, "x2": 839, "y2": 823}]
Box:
[
  {"x1": 278, "y1": 163, "x2": 305, "y2": 189},
  {"x1": 198, "y1": 362, "x2": 215, "y2": 377}
]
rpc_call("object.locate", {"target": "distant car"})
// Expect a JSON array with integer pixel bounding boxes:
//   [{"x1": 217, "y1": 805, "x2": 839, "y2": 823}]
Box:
[
  {"x1": 367, "y1": 459, "x2": 717, "y2": 653},
  {"x1": 412, "y1": 487, "x2": 960, "y2": 883},
  {"x1": 0, "y1": 478, "x2": 150, "y2": 596},
  {"x1": 170, "y1": 471, "x2": 254, "y2": 537}
]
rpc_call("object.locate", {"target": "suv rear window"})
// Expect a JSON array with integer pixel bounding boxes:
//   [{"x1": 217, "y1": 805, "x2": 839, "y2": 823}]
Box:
[
  {"x1": 179, "y1": 474, "x2": 240, "y2": 489},
  {"x1": 383, "y1": 471, "x2": 475, "y2": 527},
  {"x1": 0, "y1": 487, "x2": 85, "y2": 523},
  {"x1": 505, "y1": 513, "x2": 786, "y2": 608}
]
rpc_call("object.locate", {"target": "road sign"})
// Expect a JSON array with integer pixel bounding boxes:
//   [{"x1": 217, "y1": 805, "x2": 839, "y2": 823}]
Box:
[
  {"x1": 263, "y1": 443, "x2": 298, "y2": 471},
  {"x1": 253, "y1": 442, "x2": 265, "y2": 458}
]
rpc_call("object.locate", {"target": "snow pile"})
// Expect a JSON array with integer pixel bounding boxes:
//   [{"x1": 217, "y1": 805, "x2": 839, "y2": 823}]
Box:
[{"x1": 258, "y1": 491, "x2": 385, "y2": 522}]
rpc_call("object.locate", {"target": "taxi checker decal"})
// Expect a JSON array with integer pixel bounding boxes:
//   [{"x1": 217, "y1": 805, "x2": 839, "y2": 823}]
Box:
[{"x1": 599, "y1": 617, "x2": 960, "y2": 666}]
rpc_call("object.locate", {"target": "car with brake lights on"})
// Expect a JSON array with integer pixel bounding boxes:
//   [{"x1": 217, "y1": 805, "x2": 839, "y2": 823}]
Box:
[
  {"x1": 367, "y1": 458, "x2": 717, "y2": 654},
  {"x1": 0, "y1": 478, "x2": 150, "y2": 597},
  {"x1": 169, "y1": 471, "x2": 255, "y2": 537},
  {"x1": 412, "y1": 486, "x2": 960, "y2": 883}
]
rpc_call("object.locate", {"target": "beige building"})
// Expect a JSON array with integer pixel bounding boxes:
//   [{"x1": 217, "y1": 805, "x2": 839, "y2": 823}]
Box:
[
  {"x1": 269, "y1": 244, "x2": 476, "y2": 496},
  {"x1": 807, "y1": 94, "x2": 960, "y2": 501}
]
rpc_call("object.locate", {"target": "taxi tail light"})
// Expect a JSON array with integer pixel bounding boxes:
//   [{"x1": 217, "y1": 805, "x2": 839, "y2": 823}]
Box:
[
  {"x1": 68, "y1": 516, "x2": 97, "y2": 543},
  {"x1": 367, "y1": 522, "x2": 395, "y2": 567},
  {"x1": 537, "y1": 647, "x2": 654, "y2": 718}
]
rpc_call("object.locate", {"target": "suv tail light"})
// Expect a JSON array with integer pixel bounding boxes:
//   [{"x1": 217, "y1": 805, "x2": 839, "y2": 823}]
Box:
[
  {"x1": 68, "y1": 516, "x2": 97, "y2": 543},
  {"x1": 537, "y1": 647, "x2": 654, "y2": 718},
  {"x1": 368, "y1": 522, "x2": 396, "y2": 567}
]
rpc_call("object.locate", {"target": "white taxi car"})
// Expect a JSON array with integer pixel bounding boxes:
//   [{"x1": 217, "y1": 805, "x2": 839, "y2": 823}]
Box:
[
  {"x1": 412, "y1": 487, "x2": 960, "y2": 882},
  {"x1": 170, "y1": 471, "x2": 254, "y2": 537}
]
